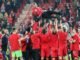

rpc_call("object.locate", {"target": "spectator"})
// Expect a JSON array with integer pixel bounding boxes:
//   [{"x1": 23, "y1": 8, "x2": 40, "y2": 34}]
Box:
[
  {"x1": 0, "y1": 3, "x2": 5, "y2": 15},
  {"x1": 0, "y1": 0, "x2": 2, "y2": 7},
  {"x1": 10, "y1": 10, "x2": 16, "y2": 26},
  {"x1": 0, "y1": 12, "x2": 3, "y2": 20},
  {"x1": 6, "y1": 1, "x2": 12, "y2": 14},
  {"x1": 7, "y1": 14, "x2": 13, "y2": 26},
  {"x1": 11, "y1": 0, "x2": 17, "y2": 12},
  {"x1": 2, "y1": 29, "x2": 8, "y2": 60}
]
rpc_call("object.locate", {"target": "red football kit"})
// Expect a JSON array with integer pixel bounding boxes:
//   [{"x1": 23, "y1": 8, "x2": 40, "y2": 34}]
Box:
[
  {"x1": 58, "y1": 31, "x2": 68, "y2": 56},
  {"x1": 71, "y1": 34, "x2": 79, "y2": 58},
  {"x1": 38, "y1": 27, "x2": 43, "y2": 33},
  {"x1": 79, "y1": 36, "x2": 80, "y2": 51},
  {"x1": 32, "y1": 22, "x2": 38, "y2": 31},
  {"x1": 21, "y1": 40, "x2": 27, "y2": 52},
  {"x1": 49, "y1": 32, "x2": 58, "y2": 57},
  {"x1": 9, "y1": 34, "x2": 20, "y2": 51},
  {"x1": 32, "y1": 7, "x2": 42, "y2": 17},
  {"x1": 31, "y1": 33, "x2": 40, "y2": 49},
  {"x1": 40, "y1": 33, "x2": 50, "y2": 57}
]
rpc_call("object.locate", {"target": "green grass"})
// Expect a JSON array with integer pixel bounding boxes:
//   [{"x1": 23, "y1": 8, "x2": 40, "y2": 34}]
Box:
[{"x1": 65, "y1": 54, "x2": 72, "y2": 60}]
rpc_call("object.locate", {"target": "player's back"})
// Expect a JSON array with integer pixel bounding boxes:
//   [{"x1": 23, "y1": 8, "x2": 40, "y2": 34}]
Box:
[
  {"x1": 49, "y1": 33, "x2": 58, "y2": 47},
  {"x1": 58, "y1": 31, "x2": 67, "y2": 46},
  {"x1": 9, "y1": 34, "x2": 20, "y2": 51},
  {"x1": 40, "y1": 33, "x2": 49, "y2": 44}
]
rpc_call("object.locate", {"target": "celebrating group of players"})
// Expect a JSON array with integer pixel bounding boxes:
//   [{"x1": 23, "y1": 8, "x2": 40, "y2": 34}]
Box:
[{"x1": 8, "y1": 18, "x2": 80, "y2": 60}]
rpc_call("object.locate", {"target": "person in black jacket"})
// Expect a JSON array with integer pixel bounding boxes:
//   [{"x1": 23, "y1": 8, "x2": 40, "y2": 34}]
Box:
[{"x1": 2, "y1": 29, "x2": 8, "y2": 60}]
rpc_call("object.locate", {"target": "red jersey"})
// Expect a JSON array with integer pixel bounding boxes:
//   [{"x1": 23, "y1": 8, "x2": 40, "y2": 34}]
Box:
[
  {"x1": 32, "y1": 22, "x2": 38, "y2": 31},
  {"x1": 21, "y1": 40, "x2": 27, "y2": 52},
  {"x1": 40, "y1": 33, "x2": 50, "y2": 46},
  {"x1": 8, "y1": 17, "x2": 12, "y2": 24},
  {"x1": 32, "y1": 7, "x2": 42, "y2": 16},
  {"x1": 38, "y1": 27, "x2": 42, "y2": 33},
  {"x1": 79, "y1": 34, "x2": 80, "y2": 50},
  {"x1": 71, "y1": 34, "x2": 79, "y2": 51},
  {"x1": 58, "y1": 31, "x2": 67, "y2": 47},
  {"x1": 49, "y1": 33, "x2": 58, "y2": 48},
  {"x1": 31, "y1": 33, "x2": 40, "y2": 49},
  {"x1": 9, "y1": 34, "x2": 20, "y2": 51}
]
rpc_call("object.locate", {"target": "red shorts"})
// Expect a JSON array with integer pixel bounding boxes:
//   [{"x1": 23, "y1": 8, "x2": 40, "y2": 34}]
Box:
[
  {"x1": 51, "y1": 47, "x2": 58, "y2": 57},
  {"x1": 79, "y1": 45, "x2": 80, "y2": 50},
  {"x1": 41, "y1": 45, "x2": 50, "y2": 57},
  {"x1": 58, "y1": 46, "x2": 67, "y2": 56},
  {"x1": 72, "y1": 51, "x2": 78, "y2": 58}
]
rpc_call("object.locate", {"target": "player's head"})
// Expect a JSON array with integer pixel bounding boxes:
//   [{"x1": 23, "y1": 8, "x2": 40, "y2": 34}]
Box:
[
  {"x1": 23, "y1": 30, "x2": 28, "y2": 36},
  {"x1": 32, "y1": 2, "x2": 38, "y2": 7},
  {"x1": 12, "y1": 28, "x2": 19, "y2": 34},
  {"x1": 58, "y1": 25, "x2": 62, "y2": 31},
  {"x1": 42, "y1": 29, "x2": 46, "y2": 34},
  {"x1": 63, "y1": 27, "x2": 67, "y2": 32}
]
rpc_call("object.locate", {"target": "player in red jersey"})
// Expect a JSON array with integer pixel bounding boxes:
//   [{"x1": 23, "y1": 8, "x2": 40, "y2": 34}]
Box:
[
  {"x1": 49, "y1": 27, "x2": 58, "y2": 60},
  {"x1": 18, "y1": 31, "x2": 31, "y2": 60},
  {"x1": 32, "y1": 21, "x2": 39, "y2": 31},
  {"x1": 48, "y1": 20, "x2": 58, "y2": 60},
  {"x1": 56, "y1": 20, "x2": 68, "y2": 60},
  {"x1": 32, "y1": 4, "x2": 42, "y2": 22},
  {"x1": 31, "y1": 30, "x2": 41, "y2": 60},
  {"x1": 70, "y1": 28, "x2": 79, "y2": 60},
  {"x1": 8, "y1": 29, "x2": 23, "y2": 60},
  {"x1": 78, "y1": 28, "x2": 80, "y2": 58},
  {"x1": 40, "y1": 29, "x2": 50, "y2": 60},
  {"x1": 20, "y1": 31, "x2": 30, "y2": 60},
  {"x1": 32, "y1": 5, "x2": 42, "y2": 17}
]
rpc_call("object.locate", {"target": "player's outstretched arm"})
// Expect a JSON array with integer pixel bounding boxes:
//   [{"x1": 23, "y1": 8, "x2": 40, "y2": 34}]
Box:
[{"x1": 55, "y1": 18, "x2": 58, "y2": 32}]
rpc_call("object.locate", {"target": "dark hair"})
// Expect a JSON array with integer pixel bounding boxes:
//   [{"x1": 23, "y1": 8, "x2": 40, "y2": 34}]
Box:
[
  {"x1": 58, "y1": 26, "x2": 61, "y2": 29},
  {"x1": 63, "y1": 27, "x2": 66, "y2": 32},
  {"x1": 12, "y1": 28, "x2": 16, "y2": 31},
  {"x1": 22, "y1": 31, "x2": 26, "y2": 35},
  {"x1": 42, "y1": 29, "x2": 46, "y2": 34}
]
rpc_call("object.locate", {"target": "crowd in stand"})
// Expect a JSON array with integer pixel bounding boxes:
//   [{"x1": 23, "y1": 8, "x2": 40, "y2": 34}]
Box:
[{"x1": 0, "y1": 0, "x2": 27, "y2": 32}]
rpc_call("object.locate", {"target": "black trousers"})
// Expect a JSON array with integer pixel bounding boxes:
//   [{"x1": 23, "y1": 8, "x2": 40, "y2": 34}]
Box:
[
  {"x1": 32, "y1": 49, "x2": 40, "y2": 60},
  {"x1": 22, "y1": 52, "x2": 27, "y2": 60},
  {"x1": 22, "y1": 49, "x2": 31, "y2": 60},
  {"x1": 33, "y1": 16, "x2": 41, "y2": 22}
]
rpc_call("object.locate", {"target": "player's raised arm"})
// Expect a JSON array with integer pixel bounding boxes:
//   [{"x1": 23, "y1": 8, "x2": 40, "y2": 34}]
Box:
[
  {"x1": 19, "y1": 34, "x2": 29, "y2": 41},
  {"x1": 60, "y1": 20, "x2": 63, "y2": 30},
  {"x1": 54, "y1": 18, "x2": 58, "y2": 32}
]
